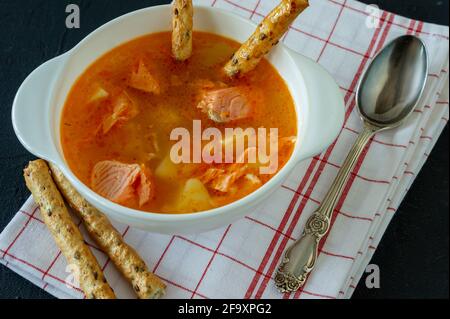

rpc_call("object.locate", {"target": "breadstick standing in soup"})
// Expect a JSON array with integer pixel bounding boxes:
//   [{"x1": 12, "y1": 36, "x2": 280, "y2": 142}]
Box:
[
  {"x1": 224, "y1": 0, "x2": 309, "y2": 77},
  {"x1": 172, "y1": 0, "x2": 193, "y2": 61}
]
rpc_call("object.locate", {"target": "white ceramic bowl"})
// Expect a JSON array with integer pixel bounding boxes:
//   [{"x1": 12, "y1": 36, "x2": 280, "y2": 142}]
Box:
[{"x1": 12, "y1": 5, "x2": 344, "y2": 234}]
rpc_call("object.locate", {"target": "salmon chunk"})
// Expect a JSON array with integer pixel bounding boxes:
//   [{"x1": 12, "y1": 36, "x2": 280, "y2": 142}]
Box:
[
  {"x1": 200, "y1": 164, "x2": 248, "y2": 193},
  {"x1": 91, "y1": 161, "x2": 154, "y2": 207},
  {"x1": 200, "y1": 136, "x2": 296, "y2": 192},
  {"x1": 129, "y1": 61, "x2": 161, "y2": 94},
  {"x1": 101, "y1": 92, "x2": 139, "y2": 134},
  {"x1": 197, "y1": 87, "x2": 252, "y2": 123}
]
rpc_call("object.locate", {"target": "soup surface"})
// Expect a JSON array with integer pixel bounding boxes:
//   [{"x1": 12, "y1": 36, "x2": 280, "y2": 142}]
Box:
[{"x1": 61, "y1": 31, "x2": 297, "y2": 214}]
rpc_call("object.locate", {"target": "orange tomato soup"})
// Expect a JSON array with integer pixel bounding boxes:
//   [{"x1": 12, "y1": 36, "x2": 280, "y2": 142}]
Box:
[{"x1": 61, "y1": 31, "x2": 297, "y2": 214}]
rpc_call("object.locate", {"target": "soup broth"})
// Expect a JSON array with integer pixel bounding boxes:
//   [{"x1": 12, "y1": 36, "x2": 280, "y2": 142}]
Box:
[{"x1": 61, "y1": 31, "x2": 297, "y2": 214}]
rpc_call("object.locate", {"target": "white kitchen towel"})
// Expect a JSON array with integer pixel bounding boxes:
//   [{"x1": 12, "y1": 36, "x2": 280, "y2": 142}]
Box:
[{"x1": 0, "y1": 0, "x2": 448, "y2": 299}]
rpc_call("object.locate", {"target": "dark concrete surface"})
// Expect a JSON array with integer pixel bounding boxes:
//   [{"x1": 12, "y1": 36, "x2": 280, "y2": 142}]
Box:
[{"x1": 0, "y1": 0, "x2": 448, "y2": 299}]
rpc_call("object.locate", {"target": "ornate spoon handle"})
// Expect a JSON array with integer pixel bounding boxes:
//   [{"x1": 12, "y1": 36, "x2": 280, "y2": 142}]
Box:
[{"x1": 275, "y1": 124, "x2": 377, "y2": 293}]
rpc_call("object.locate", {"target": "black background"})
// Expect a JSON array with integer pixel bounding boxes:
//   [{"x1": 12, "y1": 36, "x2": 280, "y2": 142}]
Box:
[{"x1": 0, "y1": 0, "x2": 448, "y2": 299}]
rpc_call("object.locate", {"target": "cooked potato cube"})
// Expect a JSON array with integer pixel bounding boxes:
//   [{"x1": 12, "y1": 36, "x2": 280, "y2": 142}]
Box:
[
  {"x1": 177, "y1": 178, "x2": 213, "y2": 212},
  {"x1": 155, "y1": 155, "x2": 178, "y2": 180}
]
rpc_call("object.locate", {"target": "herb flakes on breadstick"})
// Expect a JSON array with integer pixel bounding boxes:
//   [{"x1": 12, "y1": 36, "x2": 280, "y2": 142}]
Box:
[
  {"x1": 23, "y1": 160, "x2": 116, "y2": 299},
  {"x1": 49, "y1": 163, "x2": 166, "y2": 299},
  {"x1": 224, "y1": 0, "x2": 309, "y2": 77},
  {"x1": 172, "y1": 0, "x2": 193, "y2": 61}
]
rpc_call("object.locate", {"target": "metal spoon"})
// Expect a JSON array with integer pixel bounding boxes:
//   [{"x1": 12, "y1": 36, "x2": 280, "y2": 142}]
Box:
[{"x1": 274, "y1": 35, "x2": 428, "y2": 293}]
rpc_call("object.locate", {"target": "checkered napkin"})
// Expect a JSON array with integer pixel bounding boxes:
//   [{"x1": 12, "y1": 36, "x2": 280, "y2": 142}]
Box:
[{"x1": 1, "y1": 0, "x2": 448, "y2": 299}]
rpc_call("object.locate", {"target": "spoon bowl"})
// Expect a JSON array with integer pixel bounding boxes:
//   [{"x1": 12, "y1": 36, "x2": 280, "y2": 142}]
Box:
[{"x1": 357, "y1": 35, "x2": 428, "y2": 129}]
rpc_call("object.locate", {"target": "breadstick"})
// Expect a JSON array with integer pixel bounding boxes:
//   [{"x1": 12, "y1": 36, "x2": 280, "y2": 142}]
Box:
[
  {"x1": 172, "y1": 0, "x2": 193, "y2": 61},
  {"x1": 224, "y1": 0, "x2": 309, "y2": 77},
  {"x1": 49, "y1": 163, "x2": 166, "y2": 299},
  {"x1": 23, "y1": 160, "x2": 116, "y2": 299}
]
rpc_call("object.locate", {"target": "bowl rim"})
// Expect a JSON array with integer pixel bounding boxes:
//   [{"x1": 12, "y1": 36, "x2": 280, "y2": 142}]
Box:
[{"x1": 50, "y1": 4, "x2": 309, "y2": 222}]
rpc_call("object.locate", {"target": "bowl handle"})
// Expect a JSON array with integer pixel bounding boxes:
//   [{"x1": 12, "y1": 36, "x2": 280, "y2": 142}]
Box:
[
  {"x1": 287, "y1": 48, "x2": 345, "y2": 161},
  {"x1": 12, "y1": 55, "x2": 66, "y2": 163}
]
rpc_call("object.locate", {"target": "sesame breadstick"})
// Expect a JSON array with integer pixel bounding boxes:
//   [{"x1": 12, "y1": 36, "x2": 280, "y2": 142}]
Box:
[
  {"x1": 172, "y1": 0, "x2": 193, "y2": 61},
  {"x1": 224, "y1": 0, "x2": 309, "y2": 77},
  {"x1": 24, "y1": 160, "x2": 116, "y2": 299},
  {"x1": 49, "y1": 163, "x2": 166, "y2": 299}
]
